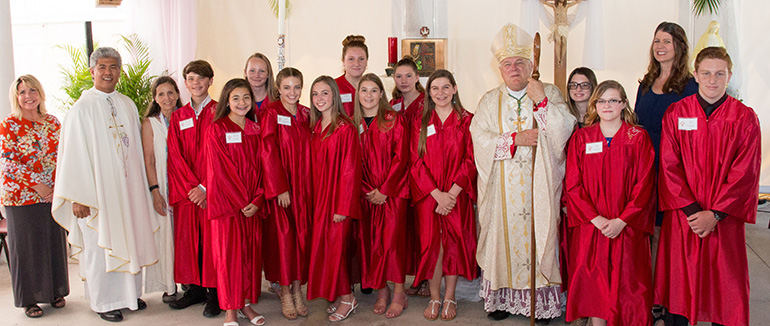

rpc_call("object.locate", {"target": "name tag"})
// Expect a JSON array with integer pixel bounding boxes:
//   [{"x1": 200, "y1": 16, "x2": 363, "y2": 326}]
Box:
[
  {"x1": 392, "y1": 102, "x2": 402, "y2": 111},
  {"x1": 277, "y1": 115, "x2": 292, "y2": 126},
  {"x1": 678, "y1": 117, "x2": 697, "y2": 131},
  {"x1": 586, "y1": 142, "x2": 603, "y2": 154},
  {"x1": 179, "y1": 118, "x2": 194, "y2": 130},
  {"x1": 426, "y1": 124, "x2": 436, "y2": 137},
  {"x1": 340, "y1": 93, "x2": 353, "y2": 103},
  {"x1": 225, "y1": 132, "x2": 242, "y2": 144},
  {"x1": 358, "y1": 124, "x2": 365, "y2": 134}
]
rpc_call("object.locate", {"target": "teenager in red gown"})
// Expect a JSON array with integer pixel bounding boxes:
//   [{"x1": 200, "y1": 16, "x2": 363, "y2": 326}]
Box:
[
  {"x1": 306, "y1": 76, "x2": 363, "y2": 322},
  {"x1": 167, "y1": 60, "x2": 220, "y2": 316},
  {"x1": 259, "y1": 67, "x2": 312, "y2": 320},
  {"x1": 353, "y1": 74, "x2": 410, "y2": 318},
  {"x1": 655, "y1": 47, "x2": 760, "y2": 326},
  {"x1": 388, "y1": 57, "x2": 429, "y2": 297},
  {"x1": 410, "y1": 70, "x2": 477, "y2": 321},
  {"x1": 204, "y1": 78, "x2": 266, "y2": 326},
  {"x1": 243, "y1": 53, "x2": 277, "y2": 110},
  {"x1": 335, "y1": 35, "x2": 368, "y2": 117},
  {"x1": 565, "y1": 81, "x2": 655, "y2": 326}
]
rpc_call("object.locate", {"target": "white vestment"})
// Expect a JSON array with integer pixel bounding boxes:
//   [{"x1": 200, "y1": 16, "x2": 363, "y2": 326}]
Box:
[
  {"x1": 471, "y1": 83, "x2": 575, "y2": 292},
  {"x1": 52, "y1": 88, "x2": 158, "y2": 311},
  {"x1": 143, "y1": 116, "x2": 175, "y2": 294}
]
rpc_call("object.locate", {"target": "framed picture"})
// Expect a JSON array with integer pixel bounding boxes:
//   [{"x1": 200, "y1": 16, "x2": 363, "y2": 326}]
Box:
[{"x1": 402, "y1": 38, "x2": 447, "y2": 77}]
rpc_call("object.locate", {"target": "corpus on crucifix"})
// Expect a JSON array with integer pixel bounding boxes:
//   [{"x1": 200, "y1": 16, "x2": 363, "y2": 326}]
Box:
[{"x1": 540, "y1": 0, "x2": 583, "y2": 95}]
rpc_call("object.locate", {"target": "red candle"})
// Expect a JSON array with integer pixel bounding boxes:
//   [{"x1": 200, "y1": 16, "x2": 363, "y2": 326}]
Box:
[{"x1": 388, "y1": 37, "x2": 397, "y2": 64}]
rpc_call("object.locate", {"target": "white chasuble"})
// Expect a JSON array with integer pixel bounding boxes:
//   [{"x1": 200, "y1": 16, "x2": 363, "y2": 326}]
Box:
[
  {"x1": 471, "y1": 83, "x2": 575, "y2": 291},
  {"x1": 53, "y1": 88, "x2": 159, "y2": 276}
]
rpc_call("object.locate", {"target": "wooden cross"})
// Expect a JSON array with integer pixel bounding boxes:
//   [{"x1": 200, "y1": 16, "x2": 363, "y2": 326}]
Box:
[{"x1": 540, "y1": 0, "x2": 583, "y2": 96}]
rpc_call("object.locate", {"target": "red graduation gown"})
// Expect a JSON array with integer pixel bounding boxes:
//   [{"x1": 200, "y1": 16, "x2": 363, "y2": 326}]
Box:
[
  {"x1": 389, "y1": 92, "x2": 425, "y2": 122},
  {"x1": 409, "y1": 109, "x2": 478, "y2": 285},
  {"x1": 256, "y1": 96, "x2": 271, "y2": 110},
  {"x1": 306, "y1": 120, "x2": 363, "y2": 301},
  {"x1": 335, "y1": 75, "x2": 356, "y2": 117},
  {"x1": 167, "y1": 100, "x2": 218, "y2": 287},
  {"x1": 359, "y1": 112, "x2": 410, "y2": 288},
  {"x1": 655, "y1": 95, "x2": 760, "y2": 326},
  {"x1": 259, "y1": 101, "x2": 313, "y2": 286},
  {"x1": 565, "y1": 123, "x2": 655, "y2": 325},
  {"x1": 204, "y1": 117, "x2": 265, "y2": 310}
]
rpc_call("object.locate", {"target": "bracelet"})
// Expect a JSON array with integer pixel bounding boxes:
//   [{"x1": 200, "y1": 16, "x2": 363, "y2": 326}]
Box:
[{"x1": 149, "y1": 184, "x2": 159, "y2": 192}]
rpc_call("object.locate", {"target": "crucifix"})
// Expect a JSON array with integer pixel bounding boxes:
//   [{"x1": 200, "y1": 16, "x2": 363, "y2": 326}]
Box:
[{"x1": 539, "y1": 0, "x2": 582, "y2": 96}]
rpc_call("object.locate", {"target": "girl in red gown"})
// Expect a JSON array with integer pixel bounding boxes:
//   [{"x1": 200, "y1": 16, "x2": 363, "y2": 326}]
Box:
[
  {"x1": 353, "y1": 73, "x2": 410, "y2": 318},
  {"x1": 410, "y1": 70, "x2": 477, "y2": 321},
  {"x1": 259, "y1": 67, "x2": 312, "y2": 320},
  {"x1": 306, "y1": 76, "x2": 363, "y2": 322},
  {"x1": 335, "y1": 35, "x2": 368, "y2": 117},
  {"x1": 565, "y1": 80, "x2": 655, "y2": 326},
  {"x1": 243, "y1": 53, "x2": 277, "y2": 110},
  {"x1": 204, "y1": 78, "x2": 266, "y2": 326}
]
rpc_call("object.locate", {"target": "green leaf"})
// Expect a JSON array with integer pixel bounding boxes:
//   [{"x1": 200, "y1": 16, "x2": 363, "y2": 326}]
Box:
[
  {"x1": 267, "y1": 0, "x2": 291, "y2": 19},
  {"x1": 692, "y1": 0, "x2": 720, "y2": 17}
]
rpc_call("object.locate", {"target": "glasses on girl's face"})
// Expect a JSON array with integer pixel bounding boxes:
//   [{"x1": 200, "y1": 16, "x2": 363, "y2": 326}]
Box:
[
  {"x1": 568, "y1": 82, "x2": 591, "y2": 90},
  {"x1": 596, "y1": 99, "x2": 624, "y2": 105}
]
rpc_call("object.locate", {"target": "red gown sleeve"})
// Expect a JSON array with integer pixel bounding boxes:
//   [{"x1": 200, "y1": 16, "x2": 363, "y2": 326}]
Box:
[
  {"x1": 409, "y1": 116, "x2": 438, "y2": 203},
  {"x1": 565, "y1": 132, "x2": 601, "y2": 227},
  {"x1": 167, "y1": 112, "x2": 200, "y2": 206},
  {"x1": 617, "y1": 132, "x2": 656, "y2": 234},
  {"x1": 657, "y1": 108, "x2": 698, "y2": 212},
  {"x1": 259, "y1": 107, "x2": 290, "y2": 199},
  {"x1": 334, "y1": 124, "x2": 363, "y2": 219},
  {"x1": 452, "y1": 113, "x2": 477, "y2": 201},
  {"x1": 711, "y1": 112, "x2": 761, "y2": 223},
  {"x1": 204, "y1": 123, "x2": 251, "y2": 220},
  {"x1": 377, "y1": 115, "x2": 410, "y2": 199}
]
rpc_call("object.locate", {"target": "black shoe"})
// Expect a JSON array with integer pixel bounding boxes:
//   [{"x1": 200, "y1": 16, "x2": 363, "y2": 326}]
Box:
[
  {"x1": 168, "y1": 287, "x2": 206, "y2": 309},
  {"x1": 202, "y1": 289, "x2": 221, "y2": 317},
  {"x1": 162, "y1": 292, "x2": 176, "y2": 304},
  {"x1": 361, "y1": 287, "x2": 373, "y2": 294},
  {"x1": 535, "y1": 318, "x2": 552, "y2": 325},
  {"x1": 137, "y1": 298, "x2": 147, "y2": 310},
  {"x1": 98, "y1": 310, "x2": 124, "y2": 322},
  {"x1": 487, "y1": 310, "x2": 511, "y2": 320}
]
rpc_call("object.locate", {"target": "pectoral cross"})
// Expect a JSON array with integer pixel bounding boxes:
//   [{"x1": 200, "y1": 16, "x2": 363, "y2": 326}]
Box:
[{"x1": 509, "y1": 92, "x2": 528, "y2": 133}]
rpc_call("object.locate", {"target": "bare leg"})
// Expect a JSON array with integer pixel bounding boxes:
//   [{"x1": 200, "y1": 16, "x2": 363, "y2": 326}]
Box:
[
  {"x1": 385, "y1": 282, "x2": 408, "y2": 318},
  {"x1": 280, "y1": 285, "x2": 297, "y2": 319},
  {"x1": 424, "y1": 245, "x2": 444, "y2": 319},
  {"x1": 224, "y1": 310, "x2": 238, "y2": 323},
  {"x1": 590, "y1": 317, "x2": 607, "y2": 326},
  {"x1": 373, "y1": 285, "x2": 390, "y2": 314},
  {"x1": 291, "y1": 280, "x2": 308, "y2": 317}
]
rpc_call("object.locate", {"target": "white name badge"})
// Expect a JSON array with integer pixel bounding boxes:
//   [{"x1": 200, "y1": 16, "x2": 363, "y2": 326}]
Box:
[
  {"x1": 678, "y1": 117, "x2": 698, "y2": 131},
  {"x1": 426, "y1": 124, "x2": 436, "y2": 137},
  {"x1": 277, "y1": 115, "x2": 292, "y2": 126},
  {"x1": 392, "y1": 102, "x2": 403, "y2": 111},
  {"x1": 179, "y1": 118, "x2": 194, "y2": 130},
  {"x1": 225, "y1": 132, "x2": 242, "y2": 144},
  {"x1": 586, "y1": 142, "x2": 603, "y2": 154},
  {"x1": 358, "y1": 124, "x2": 365, "y2": 134},
  {"x1": 341, "y1": 93, "x2": 353, "y2": 103}
]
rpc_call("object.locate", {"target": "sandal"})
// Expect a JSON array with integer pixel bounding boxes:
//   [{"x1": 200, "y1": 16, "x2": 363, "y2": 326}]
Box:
[
  {"x1": 326, "y1": 300, "x2": 339, "y2": 314},
  {"x1": 441, "y1": 299, "x2": 457, "y2": 321},
  {"x1": 237, "y1": 304, "x2": 266, "y2": 326},
  {"x1": 652, "y1": 306, "x2": 671, "y2": 326},
  {"x1": 292, "y1": 291, "x2": 308, "y2": 317},
  {"x1": 373, "y1": 288, "x2": 389, "y2": 315},
  {"x1": 51, "y1": 297, "x2": 66, "y2": 308},
  {"x1": 329, "y1": 298, "x2": 358, "y2": 322},
  {"x1": 280, "y1": 292, "x2": 298, "y2": 319},
  {"x1": 385, "y1": 291, "x2": 408, "y2": 318},
  {"x1": 416, "y1": 281, "x2": 431, "y2": 297},
  {"x1": 268, "y1": 281, "x2": 282, "y2": 299},
  {"x1": 24, "y1": 304, "x2": 43, "y2": 318},
  {"x1": 424, "y1": 300, "x2": 441, "y2": 320}
]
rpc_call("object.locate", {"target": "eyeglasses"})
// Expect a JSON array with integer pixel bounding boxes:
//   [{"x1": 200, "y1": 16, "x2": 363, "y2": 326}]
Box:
[
  {"x1": 596, "y1": 99, "x2": 624, "y2": 105},
  {"x1": 568, "y1": 82, "x2": 591, "y2": 90}
]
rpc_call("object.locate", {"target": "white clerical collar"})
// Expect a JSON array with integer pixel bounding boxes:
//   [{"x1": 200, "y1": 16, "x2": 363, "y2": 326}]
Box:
[
  {"x1": 193, "y1": 95, "x2": 212, "y2": 117},
  {"x1": 93, "y1": 88, "x2": 117, "y2": 97},
  {"x1": 507, "y1": 86, "x2": 527, "y2": 99}
]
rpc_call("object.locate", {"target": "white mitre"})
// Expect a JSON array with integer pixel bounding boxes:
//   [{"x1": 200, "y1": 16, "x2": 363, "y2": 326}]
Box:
[{"x1": 491, "y1": 23, "x2": 534, "y2": 63}]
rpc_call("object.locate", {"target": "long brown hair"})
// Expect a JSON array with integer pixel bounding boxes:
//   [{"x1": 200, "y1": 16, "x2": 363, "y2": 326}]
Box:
[
  {"x1": 584, "y1": 80, "x2": 639, "y2": 127},
  {"x1": 566, "y1": 67, "x2": 597, "y2": 121},
  {"x1": 354, "y1": 73, "x2": 395, "y2": 133},
  {"x1": 144, "y1": 76, "x2": 182, "y2": 118},
  {"x1": 391, "y1": 57, "x2": 425, "y2": 99},
  {"x1": 214, "y1": 78, "x2": 256, "y2": 122},
  {"x1": 309, "y1": 75, "x2": 352, "y2": 139},
  {"x1": 244, "y1": 53, "x2": 278, "y2": 102},
  {"x1": 639, "y1": 22, "x2": 692, "y2": 95},
  {"x1": 418, "y1": 69, "x2": 464, "y2": 157}
]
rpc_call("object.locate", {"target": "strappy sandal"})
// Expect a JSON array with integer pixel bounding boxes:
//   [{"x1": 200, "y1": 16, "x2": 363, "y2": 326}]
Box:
[
  {"x1": 373, "y1": 288, "x2": 390, "y2": 315},
  {"x1": 292, "y1": 291, "x2": 308, "y2": 317},
  {"x1": 385, "y1": 291, "x2": 408, "y2": 318},
  {"x1": 329, "y1": 298, "x2": 358, "y2": 322},
  {"x1": 441, "y1": 299, "x2": 457, "y2": 321},
  {"x1": 416, "y1": 281, "x2": 431, "y2": 297},
  {"x1": 51, "y1": 297, "x2": 66, "y2": 308},
  {"x1": 237, "y1": 303, "x2": 266, "y2": 326},
  {"x1": 280, "y1": 293, "x2": 298, "y2": 319},
  {"x1": 424, "y1": 300, "x2": 441, "y2": 320},
  {"x1": 326, "y1": 302, "x2": 338, "y2": 314},
  {"x1": 24, "y1": 304, "x2": 43, "y2": 318}
]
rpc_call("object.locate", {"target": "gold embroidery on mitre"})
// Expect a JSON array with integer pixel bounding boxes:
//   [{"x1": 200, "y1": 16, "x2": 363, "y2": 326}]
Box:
[{"x1": 493, "y1": 24, "x2": 533, "y2": 63}]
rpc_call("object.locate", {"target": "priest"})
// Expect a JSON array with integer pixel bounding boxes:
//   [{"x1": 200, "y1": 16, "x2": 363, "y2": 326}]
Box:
[
  {"x1": 655, "y1": 46, "x2": 760, "y2": 326},
  {"x1": 470, "y1": 23, "x2": 576, "y2": 321},
  {"x1": 52, "y1": 47, "x2": 158, "y2": 322}
]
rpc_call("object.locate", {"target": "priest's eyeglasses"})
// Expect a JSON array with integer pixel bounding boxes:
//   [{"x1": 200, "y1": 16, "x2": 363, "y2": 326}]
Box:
[
  {"x1": 568, "y1": 82, "x2": 591, "y2": 90},
  {"x1": 596, "y1": 99, "x2": 624, "y2": 105}
]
